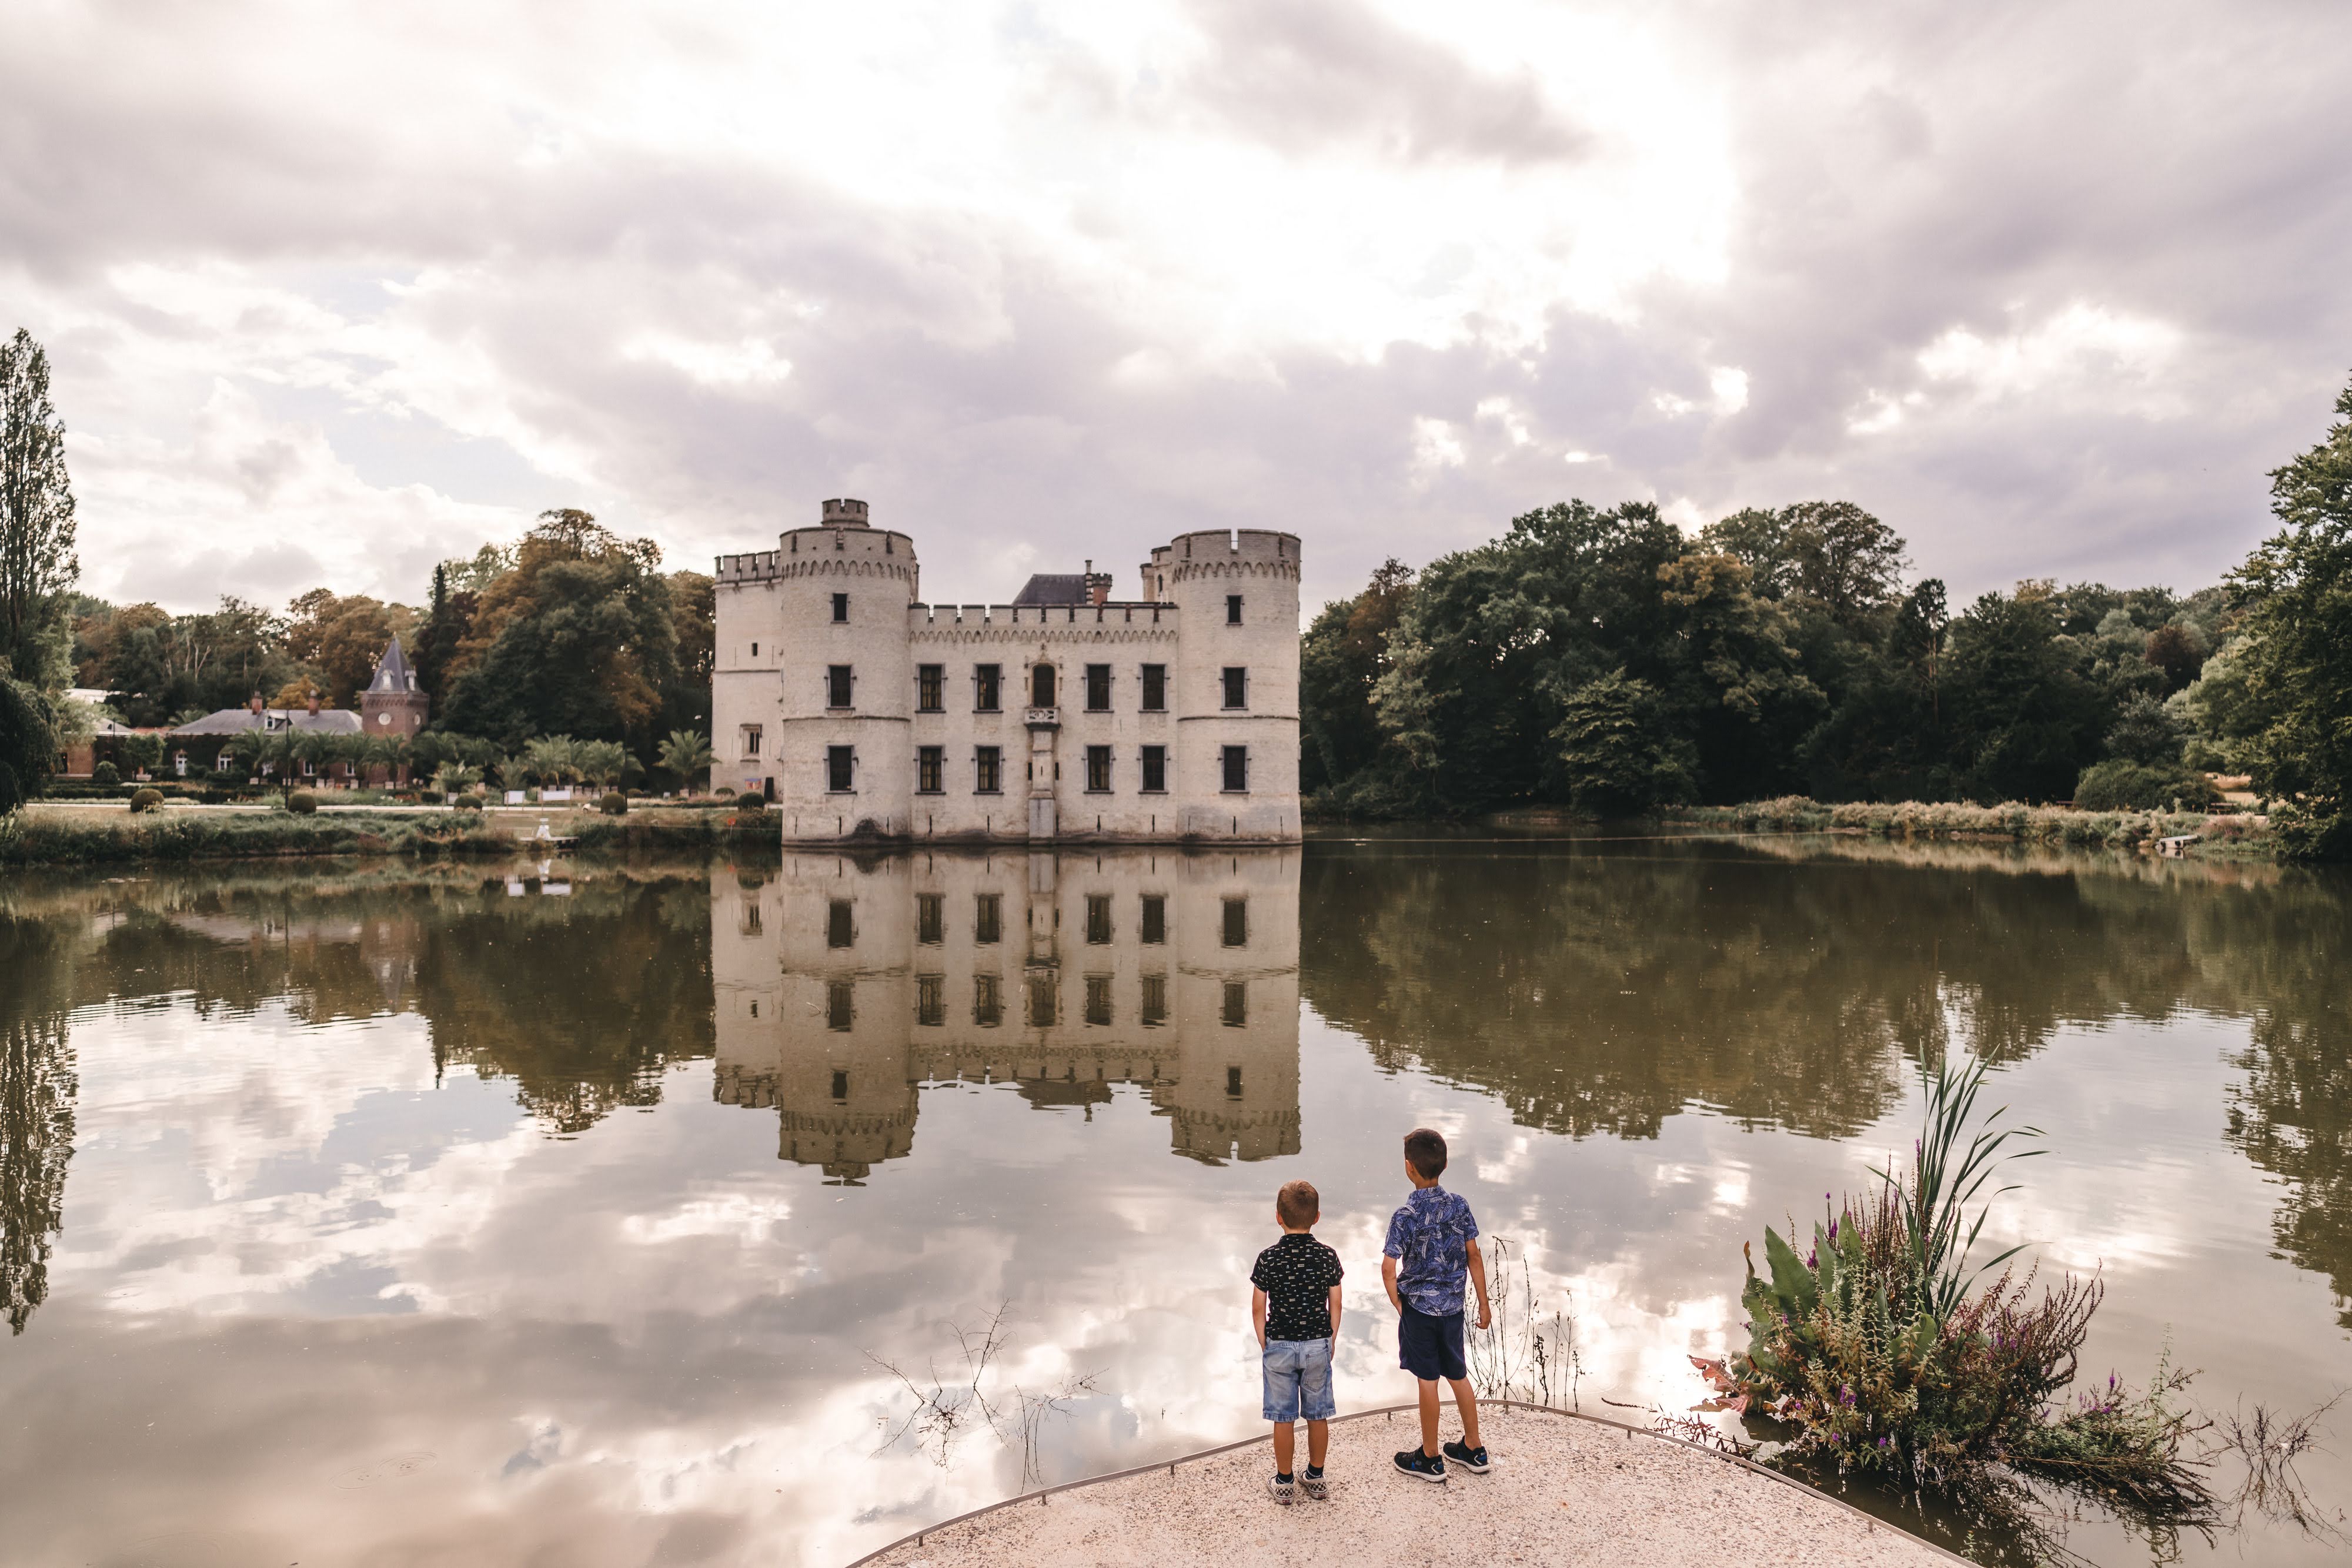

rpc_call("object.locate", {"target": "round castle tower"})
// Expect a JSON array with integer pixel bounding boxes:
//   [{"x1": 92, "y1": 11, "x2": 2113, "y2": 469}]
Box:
[
  {"x1": 1162, "y1": 529, "x2": 1301, "y2": 837},
  {"x1": 771, "y1": 499, "x2": 921, "y2": 835}
]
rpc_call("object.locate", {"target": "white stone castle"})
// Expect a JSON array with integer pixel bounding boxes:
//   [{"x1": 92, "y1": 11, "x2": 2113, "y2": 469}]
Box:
[{"x1": 711, "y1": 499, "x2": 1302, "y2": 844}]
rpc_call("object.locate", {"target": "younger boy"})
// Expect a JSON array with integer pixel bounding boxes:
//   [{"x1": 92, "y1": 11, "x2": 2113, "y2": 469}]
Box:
[
  {"x1": 1250, "y1": 1179, "x2": 1344, "y2": 1505},
  {"x1": 1381, "y1": 1127, "x2": 1491, "y2": 1482}
]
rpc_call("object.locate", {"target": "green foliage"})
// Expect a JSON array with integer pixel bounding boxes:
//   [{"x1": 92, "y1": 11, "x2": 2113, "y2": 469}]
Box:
[
  {"x1": 2104, "y1": 691, "x2": 2184, "y2": 766},
  {"x1": 598, "y1": 791, "x2": 627, "y2": 815},
  {"x1": 0, "y1": 329, "x2": 78, "y2": 691},
  {"x1": 656, "y1": 728, "x2": 713, "y2": 791},
  {"x1": 2074, "y1": 759, "x2": 2217, "y2": 812},
  {"x1": 1552, "y1": 669, "x2": 1696, "y2": 816},
  {"x1": 1299, "y1": 559, "x2": 1412, "y2": 794},
  {"x1": 416, "y1": 790, "x2": 443, "y2": 805},
  {"x1": 452, "y1": 793, "x2": 485, "y2": 811},
  {"x1": 285, "y1": 790, "x2": 318, "y2": 815},
  {"x1": 2224, "y1": 375, "x2": 2352, "y2": 858},
  {"x1": 91, "y1": 760, "x2": 118, "y2": 787},
  {"x1": 1943, "y1": 591, "x2": 2109, "y2": 803},
  {"x1": 0, "y1": 677, "x2": 55, "y2": 813},
  {"x1": 127, "y1": 787, "x2": 162, "y2": 814}
]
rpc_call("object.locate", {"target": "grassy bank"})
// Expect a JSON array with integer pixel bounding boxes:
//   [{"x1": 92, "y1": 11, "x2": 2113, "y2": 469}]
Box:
[
  {"x1": 0, "y1": 806, "x2": 779, "y2": 865},
  {"x1": 1668, "y1": 795, "x2": 2275, "y2": 855}
]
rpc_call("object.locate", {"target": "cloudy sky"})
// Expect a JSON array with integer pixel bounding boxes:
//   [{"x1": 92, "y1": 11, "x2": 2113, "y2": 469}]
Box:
[{"x1": 6, "y1": 0, "x2": 2349, "y2": 617}]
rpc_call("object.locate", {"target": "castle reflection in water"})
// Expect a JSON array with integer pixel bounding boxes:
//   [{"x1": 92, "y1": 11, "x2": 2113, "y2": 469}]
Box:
[{"x1": 711, "y1": 848, "x2": 1302, "y2": 1180}]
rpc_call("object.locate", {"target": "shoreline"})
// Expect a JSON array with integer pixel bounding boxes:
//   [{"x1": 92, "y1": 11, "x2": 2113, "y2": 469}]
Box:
[
  {"x1": 0, "y1": 803, "x2": 780, "y2": 865},
  {"x1": 847, "y1": 1402, "x2": 1963, "y2": 1567}
]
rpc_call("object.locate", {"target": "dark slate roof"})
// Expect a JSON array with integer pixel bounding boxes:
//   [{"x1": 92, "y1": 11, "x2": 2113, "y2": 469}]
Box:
[
  {"x1": 170, "y1": 708, "x2": 365, "y2": 737},
  {"x1": 367, "y1": 634, "x2": 417, "y2": 694},
  {"x1": 1012, "y1": 574, "x2": 1093, "y2": 605}
]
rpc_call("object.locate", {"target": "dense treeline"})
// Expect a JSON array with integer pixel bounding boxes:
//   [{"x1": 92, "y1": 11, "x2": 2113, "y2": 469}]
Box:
[
  {"x1": 61, "y1": 507, "x2": 714, "y2": 780},
  {"x1": 1303, "y1": 375, "x2": 2352, "y2": 855}
]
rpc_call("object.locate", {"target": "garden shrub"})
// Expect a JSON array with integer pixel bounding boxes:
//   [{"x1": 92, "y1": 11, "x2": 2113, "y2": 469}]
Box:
[
  {"x1": 714, "y1": 785, "x2": 736, "y2": 798},
  {"x1": 286, "y1": 790, "x2": 319, "y2": 814},
  {"x1": 128, "y1": 787, "x2": 164, "y2": 814},
  {"x1": 453, "y1": 793, "x2": 486, "y2": 810},
  {"x1": 733, "y1": 793, "x2": 765, "y2": 813},
  {"x1": 598, "y1": 791, "x2": 627, "y2": 815},
  {"x1": 2074, "y1": 760, "x2": 2217, "y2": 812},
  {"x1": 417, "y1": 789, "x2": 443, "y2": 805},
  {"x1": 92, "y1": 760, "x2": 121, "y2": 787}
]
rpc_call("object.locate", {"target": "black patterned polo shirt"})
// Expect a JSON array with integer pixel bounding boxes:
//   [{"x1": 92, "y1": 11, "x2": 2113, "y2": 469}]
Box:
[{"x1": 1251, "y1": 1232, "x2": 1344, "y2": 1342}]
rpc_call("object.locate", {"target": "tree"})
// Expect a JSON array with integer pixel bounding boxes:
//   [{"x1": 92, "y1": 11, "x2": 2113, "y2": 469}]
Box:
[
  {"x1": 1301, "y1": 559, "x2": 1412, "y2": 794},
  {"x1": 0, "y1": 677, "x2": 55, "y2": 813},
  {"x1": 2226, "y1": 375, "x2": 2352, "y2": 854},
  {"x1": 657, "y1": 729, "x2": 713, "y2": 792},
  {"x1": 0, "y1": 330, "x2": 78, "y2": 690},
  {"x1": 1700, "y1": 500, "x2": 1907, "y2": 637},
  {"x1": 1553, "y1": 669, "x2": 1696, "y2": 816},
  {"x1": 1941, "y1": 590, "x2": 2109, "y2": 803},
  {"x1": 1, "y1": 914, "x2": 77, "y2": 1335}
]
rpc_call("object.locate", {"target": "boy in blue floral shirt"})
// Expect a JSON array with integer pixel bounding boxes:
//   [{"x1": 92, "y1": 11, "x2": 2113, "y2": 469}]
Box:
[{"x1": 1381, "y1": 1127, "x2": 1491, "y2": 1482}]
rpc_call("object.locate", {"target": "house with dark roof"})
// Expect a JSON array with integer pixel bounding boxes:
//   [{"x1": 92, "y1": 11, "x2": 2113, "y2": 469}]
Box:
[{"x1": 165, "y1": 634, "x2": 423, "y2": 784}]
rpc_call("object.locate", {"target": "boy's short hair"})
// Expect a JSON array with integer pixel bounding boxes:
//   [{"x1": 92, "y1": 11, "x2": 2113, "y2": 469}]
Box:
[
  {"x1": 1277, "y1": 1179, "x2": 1320, "y2": 1229},
  {"x1": 1404, "y1": 1127, "x2": 1448, "y2": 1181}
]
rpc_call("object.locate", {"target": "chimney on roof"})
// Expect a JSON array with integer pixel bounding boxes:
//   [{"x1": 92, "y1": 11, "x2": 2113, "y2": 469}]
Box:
[
  {"x1": 306, "y1": 691, "x2": 320, "y2": 716},
  {"x1": 1083, "y1": 558, "x2": 1111, "y2": 607},
  {"x1": 249, "y1": 690, "x2": 263, "y2": 715}
]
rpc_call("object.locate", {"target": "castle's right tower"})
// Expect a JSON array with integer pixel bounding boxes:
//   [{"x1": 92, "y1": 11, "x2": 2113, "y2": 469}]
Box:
[{"x1": 1165, "y1": 529, "x2": 1302, "y2": 841}]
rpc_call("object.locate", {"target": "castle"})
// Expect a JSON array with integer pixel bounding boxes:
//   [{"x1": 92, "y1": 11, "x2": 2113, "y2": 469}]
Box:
[{"x1": 711, "y1": 500, "x2": 1302, "y2": 844}]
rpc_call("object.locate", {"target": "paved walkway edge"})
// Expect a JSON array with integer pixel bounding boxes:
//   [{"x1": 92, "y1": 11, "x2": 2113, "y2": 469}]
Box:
[{"x1": 839, "y1": 1399, "x2": 1973, "y2": 1567}]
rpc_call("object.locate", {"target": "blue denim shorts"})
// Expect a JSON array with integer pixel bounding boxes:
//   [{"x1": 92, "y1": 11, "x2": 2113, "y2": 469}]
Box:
[{"x1": 1261, "y1": 1337, "x2": 1336, "y2": 1422}]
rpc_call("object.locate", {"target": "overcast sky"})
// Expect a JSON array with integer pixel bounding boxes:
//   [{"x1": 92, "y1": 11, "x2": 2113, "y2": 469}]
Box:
[{"x1": 6, "y1": 0, "x2": 2348, "y2": 617}]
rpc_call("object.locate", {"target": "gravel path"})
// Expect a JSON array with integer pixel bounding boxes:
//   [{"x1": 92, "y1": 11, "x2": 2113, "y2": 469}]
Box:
[{"x1": 855, "y1": 1403, "x2": 1957, "y2": 1567}]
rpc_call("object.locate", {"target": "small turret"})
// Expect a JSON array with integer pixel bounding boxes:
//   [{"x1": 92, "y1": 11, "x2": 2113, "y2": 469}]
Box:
[{"x1": 822, "y1": 498, "x2": 870, "y2": 527}]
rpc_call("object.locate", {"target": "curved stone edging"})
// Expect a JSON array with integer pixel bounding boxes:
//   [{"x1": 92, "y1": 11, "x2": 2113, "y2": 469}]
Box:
[{"x1": 839, "y1": 1399, "x2": 1972, "y2": 1567}]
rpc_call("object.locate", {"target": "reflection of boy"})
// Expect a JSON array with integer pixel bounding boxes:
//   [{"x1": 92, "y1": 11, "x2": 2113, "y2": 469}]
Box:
[
  {"x1": 1251, "y1": 1179, "x2": 1344, "y2": 1505},
  {"x1": 1381, "y1": 1128, "x2": 1491, "y2": 1483}
]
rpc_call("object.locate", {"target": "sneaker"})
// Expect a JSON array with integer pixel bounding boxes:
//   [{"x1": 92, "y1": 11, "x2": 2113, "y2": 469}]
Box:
[
  {"x1": 1442, "y1": 1440, "x2": 1491, "y2": 1473},
  {"x1": 1392, "y1": 1448, "x2": 1446, "y2": 1483},
  {"x1": 1299, "y1": 1468, "x2": 1329, "y2": 1502},
  {"x1": 1268, "y1": 1473, "x2": 1297, "y2": 1506}
]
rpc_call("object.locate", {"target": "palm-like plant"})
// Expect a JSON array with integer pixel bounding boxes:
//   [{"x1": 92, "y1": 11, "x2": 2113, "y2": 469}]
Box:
[
  {"x1": 574, "y1": 739, "x2": 627, "y2": 788},
  {"x1": 659, "y1": 729, "x2": 714, "y2": 792},
  {"x1": 433, "y1": 761, "x2": 482, "y2": 795},
  {"x1": 1867, "y1": 1054, "x2": 2045, "y2": 1320},
  {"x1": 524, "y1": 734, "x2": 581, "y2": 786}
]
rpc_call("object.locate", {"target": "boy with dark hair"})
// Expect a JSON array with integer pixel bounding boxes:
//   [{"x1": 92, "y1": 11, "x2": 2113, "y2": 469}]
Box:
[
  {"x1": 1251, "y1": 1178, "x2": 1344, "y2": 1505},
  {"x1": 1382, "y1": 1127, "x2": 1491, "y2": 1482}
]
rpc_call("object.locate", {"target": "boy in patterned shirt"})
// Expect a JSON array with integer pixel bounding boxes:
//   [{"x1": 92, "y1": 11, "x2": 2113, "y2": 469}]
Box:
[
  {"x1": 1382, "y1": 1127, "x2": 1491, "y2": 1482},
  {"x1": 1250, "y1": 1179, "x2": 1344, "y2": 1505}
]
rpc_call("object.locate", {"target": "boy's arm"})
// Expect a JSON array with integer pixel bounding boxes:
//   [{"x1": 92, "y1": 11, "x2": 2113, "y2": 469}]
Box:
[
  {"x1": 1251, "y1": 1286, "x2": 1268, "y2": 1349},
  {"x1": 1380, "y1": 1255, "x2": 1402, "y2": 1315},
  {"x1": 1327, "y1": 1282, "x2": 1343, "y2": 1345},
  {"x1": 1466, "y1": 1238, "x2": 1491, "y2": 1330}
]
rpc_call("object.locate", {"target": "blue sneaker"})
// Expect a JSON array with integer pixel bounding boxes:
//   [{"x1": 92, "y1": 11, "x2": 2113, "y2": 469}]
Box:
[{"x1": 1392, "y1": 1447, "x2": 1446, "y2": 1483}]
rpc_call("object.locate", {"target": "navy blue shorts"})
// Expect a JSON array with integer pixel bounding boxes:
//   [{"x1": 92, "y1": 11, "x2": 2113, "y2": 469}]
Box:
[{"x1": 1398, "y1": 1303, "x2": 1466, "y2": 1382}]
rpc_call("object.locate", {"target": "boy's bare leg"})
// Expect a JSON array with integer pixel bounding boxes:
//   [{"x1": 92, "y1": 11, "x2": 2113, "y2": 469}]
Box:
[
  {"x1": 1445, "y1": 1377, "x2": 1483, "y2": 1449},
  {"x1": 1417, "y1": 1378, "x2": 1442, "y2": 1456},
  {"x1": 1307, "y1": 1419, "x2": 1329, "y2": 1469},
  {"x1": 1273, "y1": 1421, "x2": 1295, "y2": 1473}
]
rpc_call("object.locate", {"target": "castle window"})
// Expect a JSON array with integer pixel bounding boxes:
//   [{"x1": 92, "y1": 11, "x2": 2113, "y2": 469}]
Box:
[
  {"x1": 1085, "y1": 975, "x2": 1112, "y2": 1027},
  {"x1": 918, "y1": 894, "x2": 943, "y2": 944},
  {"x1": 1141, "y1": 894, "x2": 1166, "y2": 944},
  {"x1": 740, "y1": 898, "x2": 763, "y2": 935},
  {"x1": 1085, "y1": 894, "x2": 1112, "y2": 944},
  {"x1": 1227, "y1": 594, "x2": 1243, "y2": 624},
  {"x1": 973, "y1": 972, "x2": 1003, "y2": 1027},
  {"x1": 1140, "y1": 745, "x2": 1167, "y2": 794},
  {"x1": 917, "y1": 664, "x2": 943, "y2": 711},
  {"x1": 827, "y1": 666, "x2": 853, "y2": 708},
  {"x1": 1141, "y1": 974, "x2": 1167, "y2": 1027},
  {"x1": 1085, "y1": 664, "x2": 1110, "y2": 710},
  {"x1": 833, "y1": 592, "x2": 848, "y2": 622},
  {"x1": 1222, "y1": 897, "x2": 1248, "y2": 947},
  {"x1": 750, "y1": 641, "x2": 758, "y2": 656},
  {"x1": 974, "y1": 745, "x2": 1002, "y2": 794},
  {"x1": 741, "y1": 726, "x2": 762, "y2": 758},
  {"x1": 917, "y1": 746, "x2": 943, "y2": 794},
  {"x1": 1031, "y1": 663, "x2": 1055, "y2": 708},
  {"x1": 1224, "y1": 983, "x2": 1248, "y2": 1028},
  {"x1": 831, "y1": 1069, "x2": 849, "y2": 1099},
  {"x1": 974, "y1": 892, "x2": 1002, "y2": 944},
  {"x1": 827, "y1": 745, "x2": 855, "y2": 792},
  {"x1": 1027, "y1": 974, "x2": 1057, "y2": 1028},
  {"x1": 974, "y1": 664, "x2": 1001, "y2": 711},
  {"x1": 1141, "y1": 664, "x2": 1166, "y2": 711},
  {"x1": 827, "y1": 900, "x2": 854, "y2": 948},
  {"x1": 1084, "y1": 745, "x2": 1111, "y2": 793},
  {"x1": 1221, "y1": 745, "x2": 1248, "y2": 793},
  {"x1": 1222, "y1": 667, "x2": 1247, "y2": 709},
  {"x1": 1225, "y1": 1064, "x2": 1244, "y2": 1096},
  {"x1": 916, "y1": 975, "x2": 945, "y2": 1027},
  {"x1": 827, "y1": 984, "x2": 853, "y2": 1031}
]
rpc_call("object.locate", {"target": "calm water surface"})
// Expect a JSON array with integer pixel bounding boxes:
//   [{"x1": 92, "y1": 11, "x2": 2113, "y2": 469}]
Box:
[{"x1": 1, "y1": 837, "x2": 2347, "y2": 1566}]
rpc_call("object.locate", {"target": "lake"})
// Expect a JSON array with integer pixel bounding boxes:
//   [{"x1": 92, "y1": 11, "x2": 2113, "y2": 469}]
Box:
[{"x1": 1, "y1": 835, "x2": 2346, "y2": 1566}]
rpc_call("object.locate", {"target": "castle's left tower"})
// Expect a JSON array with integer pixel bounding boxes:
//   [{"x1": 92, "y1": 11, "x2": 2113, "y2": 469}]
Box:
[{"x1": 360, "y1": 635, "x2": 429, "y2": 740}]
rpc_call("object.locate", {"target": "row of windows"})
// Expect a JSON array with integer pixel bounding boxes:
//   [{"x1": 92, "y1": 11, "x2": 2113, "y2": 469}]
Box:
[
  {"x1": 814, "y1": 974, "x2": 1253, "y2": 1032},
  {"x1": 794, "y1": 892, "x2": 1249, "y2": 948},
  {"x1": 806, "y1": 744, "x2": 1251, "y2": 794},
  {"x1": 806, "y1": 592, "x2": 1247, "y2": 628},
  {"x1": 809, "y1": 663, "x2": 1250, "y2": 713}
]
